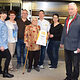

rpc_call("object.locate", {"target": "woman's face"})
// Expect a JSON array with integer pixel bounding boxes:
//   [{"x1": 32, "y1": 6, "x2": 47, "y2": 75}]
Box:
[
  {"x1": 9, "y1": 13, "x2": 16, "y2": 20},
  {"x1": 53, "y1": 15, "x2": 59, "y2": 23},
  {"x1": 32, "y1": 18, "x2": 38, "y2": 26}
]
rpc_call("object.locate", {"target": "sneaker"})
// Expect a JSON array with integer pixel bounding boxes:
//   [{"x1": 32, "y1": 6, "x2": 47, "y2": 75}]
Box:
[
  {"x1": 39, "y1": 65, "x2": 44, "y2": 69},
  {"x1": 34, "y1": 66, "x2": 40, "y2": 72},
  {"x1": 49, "y1": 66, "x2": 57, "y2": 70},
  {"x1": 27, "y1": 69, "x2": 31, "y2": 72}
]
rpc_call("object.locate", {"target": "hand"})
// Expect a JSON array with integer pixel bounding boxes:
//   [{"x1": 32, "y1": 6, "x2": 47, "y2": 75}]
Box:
[
  {"x1": 50, "y1": 34, "x2": 54, "y2": 38},
  {"x1": 46, "y1": 35, "x2": 49, "y2": 40},
  {"x1": 60, "y1": 44, "x2": 64, "y2": 48},
  {"x1": 77, "y1": 48, "x2": 80, "y2": 53},
  {"x1": 0, "y1": 46, "x2": 4, "y2": 51},
  {"x1": 25, "y1": 42, "x2": 29, "y2": 48}
]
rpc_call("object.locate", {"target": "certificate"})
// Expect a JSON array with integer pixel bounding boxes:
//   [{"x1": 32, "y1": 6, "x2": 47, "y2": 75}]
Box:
[{"x1": 36, "y1": 30, "x2": 47, "y2": 46}]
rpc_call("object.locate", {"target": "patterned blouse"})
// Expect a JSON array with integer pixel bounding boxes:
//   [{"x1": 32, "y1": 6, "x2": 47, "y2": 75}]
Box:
[{"x1": 24, "y1": 24, "x2": 41, "y2": 51}]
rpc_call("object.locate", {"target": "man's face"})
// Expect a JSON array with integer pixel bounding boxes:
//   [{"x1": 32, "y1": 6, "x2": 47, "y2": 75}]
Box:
[
  {"x1": 39, "y1": 11, "x2": 44, "y2": 19},
  {"x1": 21, "y1": 10, "x2": 28, "y2": 18},
  {"x1": 1, "y1": 13, "x2": 7, "y2": 20},
  {"x1": 68, "y1": 4, "x2": 77, "y2": 16}
]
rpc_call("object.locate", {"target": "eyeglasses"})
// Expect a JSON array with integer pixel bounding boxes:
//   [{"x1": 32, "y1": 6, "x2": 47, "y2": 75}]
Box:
[
  {"x1": 22, "y1": 13, "x2": 28, "y2": 14},
  {"x1": 10, "y1": 15, "x2": 15, "y2": 16}
]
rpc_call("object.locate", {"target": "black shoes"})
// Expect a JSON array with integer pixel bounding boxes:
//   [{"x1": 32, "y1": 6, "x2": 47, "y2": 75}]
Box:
[
  {"x1": 34, "y1": 66, "x2": 40, "y2": 72},
  {"x1": 27, "y1": 66, "x2": 40, "y2": 72},
  {"x1": 3, "y1": 73, "x2": 14, "y2": 78}
]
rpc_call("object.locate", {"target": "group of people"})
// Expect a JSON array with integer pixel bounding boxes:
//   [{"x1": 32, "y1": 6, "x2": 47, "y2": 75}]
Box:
[{"x1": 0, "y1": 2, "x2": 80, "y2": 80}]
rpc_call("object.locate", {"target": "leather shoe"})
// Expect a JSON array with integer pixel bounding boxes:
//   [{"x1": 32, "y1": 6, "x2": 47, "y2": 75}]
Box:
[
  {"x1": 34, "y1": 66, "x2": 40, "y2": 72},
  {"x1": 3, "y1": 73, "x2": 14, "y2": 78}
]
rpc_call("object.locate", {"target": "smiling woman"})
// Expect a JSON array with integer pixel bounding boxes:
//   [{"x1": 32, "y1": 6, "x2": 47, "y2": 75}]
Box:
[
  {"x1": 24, "y1": 16, "x2": 41, "y2": 72},
  {"x1": 5, "y1": 10, "x2": 18, "y2": 71}
]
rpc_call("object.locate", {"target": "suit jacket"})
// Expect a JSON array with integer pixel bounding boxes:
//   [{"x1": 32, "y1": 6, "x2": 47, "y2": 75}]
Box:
[{"x1": 61, "y1": 13, "x2": 80, "y2": 51}]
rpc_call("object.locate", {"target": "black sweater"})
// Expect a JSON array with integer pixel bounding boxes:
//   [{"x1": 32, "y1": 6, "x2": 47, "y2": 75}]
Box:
[{"x1": 49, "y1": 23, "x2": 63, "y2": 41}]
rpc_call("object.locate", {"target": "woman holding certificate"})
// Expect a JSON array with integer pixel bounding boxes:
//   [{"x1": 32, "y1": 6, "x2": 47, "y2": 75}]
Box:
[
  {"x1": 47, "y1": 14, "x2": 63, "y2": 69},
  {"x1": 24, "y1": 17, "x2": 40, "y2": 72}
]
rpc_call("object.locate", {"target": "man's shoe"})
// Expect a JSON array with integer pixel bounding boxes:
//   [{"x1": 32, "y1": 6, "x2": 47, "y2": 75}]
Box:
[
  {"x1": 34, "y1": 66, "x2": 40, "y2": 72},
  {"x1": 3, "y1": 73, "x2": 14, "y2": 78}
]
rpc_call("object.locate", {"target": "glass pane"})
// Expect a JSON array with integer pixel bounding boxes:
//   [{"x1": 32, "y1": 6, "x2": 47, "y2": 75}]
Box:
[{"x1": 12, "y1": 3, "x2": 21, "y2": 19}]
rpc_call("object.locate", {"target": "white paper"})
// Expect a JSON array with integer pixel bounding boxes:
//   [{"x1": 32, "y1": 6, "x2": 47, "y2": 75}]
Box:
[
  {"x1": 74, "y1": 50, "x2": 77, "y2": 54},
  {"x1": 36, "y1": 30, "x2": 47, "y2": 46}
]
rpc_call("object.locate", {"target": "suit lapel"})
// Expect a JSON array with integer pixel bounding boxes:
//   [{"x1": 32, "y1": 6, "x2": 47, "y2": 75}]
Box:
[{"x1": 66, "y1": 13, "x2": 77, "y2": 34}]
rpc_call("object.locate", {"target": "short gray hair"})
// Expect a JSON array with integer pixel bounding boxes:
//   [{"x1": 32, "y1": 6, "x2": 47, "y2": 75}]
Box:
[{"x1": 68, "y1": 2, "x2": 77, "y2": 9}]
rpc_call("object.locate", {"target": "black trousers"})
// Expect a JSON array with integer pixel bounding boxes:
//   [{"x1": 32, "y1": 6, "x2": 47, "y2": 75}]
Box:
[
  {"x1": 28, "y1": 50, "x2": 40, "y2": 69},
  {"x1": 65, "y1": 49, "x2": 79, "y2": 80},
  {"x1": 0, "y1": 49, "x2": 11, "y2": 72}
]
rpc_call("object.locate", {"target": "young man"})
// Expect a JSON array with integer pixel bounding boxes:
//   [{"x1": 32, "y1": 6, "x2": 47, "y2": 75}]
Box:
[
  {"x1": 38, "y1": 10, "x2": 50, "y2": 69},
  {"x1": 0, "y1": 10, "x2": 14, "y2": 78},
  {"x1": 16, "y1": 9, "x2": 31, "y2": 69},
  {"x1": 60, "y1": 2, "x2": 80, "y2": 80}
]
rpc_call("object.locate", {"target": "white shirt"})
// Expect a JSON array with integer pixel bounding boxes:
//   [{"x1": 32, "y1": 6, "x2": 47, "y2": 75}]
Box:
[
  {"x1": 67, "y1": 19, "x2": 72, "y2": 34},
  {"x1": 38, "y1": 19, "x2": 50, "y2": 32},
  {"x1": 5, "y1": 20, "x2": 18, "y2": 43}
]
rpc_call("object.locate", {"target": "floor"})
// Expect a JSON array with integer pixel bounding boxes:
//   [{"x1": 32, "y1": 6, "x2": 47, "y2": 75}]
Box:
[
  {"x1": 0, "y1": 49, "x2": 80, "y2": 80},
  {"x1": 0, "y1": 60, "x2": 80, "y2": 80}
]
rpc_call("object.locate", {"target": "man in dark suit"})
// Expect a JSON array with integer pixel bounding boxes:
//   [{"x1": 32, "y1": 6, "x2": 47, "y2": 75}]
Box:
[{"x1": 60, "y1": 2, "x2": 80, "y2": 80}]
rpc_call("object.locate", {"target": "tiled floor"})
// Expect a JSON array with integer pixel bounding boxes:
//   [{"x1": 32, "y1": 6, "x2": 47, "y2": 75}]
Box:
[{"x1": 0, "y1": 60, "x2": 80, "y2": 80}]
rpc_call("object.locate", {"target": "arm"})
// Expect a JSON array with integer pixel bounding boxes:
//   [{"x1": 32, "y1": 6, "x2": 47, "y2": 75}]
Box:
[
  {"x1": 24, "y1": 26, "x2": 29, "y2": 47},
  {"x1": 0, "y1": 23, "x2": 8, "y2": 51},
  {"x1": 77, "y1": 28, "x2": 80, "y2": 53},
  {"x1": 60, "y1": 23, "x2": 66, "y2": 48}
]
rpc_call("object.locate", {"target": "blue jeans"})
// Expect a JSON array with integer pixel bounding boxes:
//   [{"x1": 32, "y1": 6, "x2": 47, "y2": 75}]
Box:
[
  {"x1": 39, "y1": 45, "x2": 46, "y2": 65},
  {"x1": 16, "y1": 39, "x2": 27, "y2": 65},
  {"x1": 47, "y1": 40, "x2": 60, "y2": 68}
]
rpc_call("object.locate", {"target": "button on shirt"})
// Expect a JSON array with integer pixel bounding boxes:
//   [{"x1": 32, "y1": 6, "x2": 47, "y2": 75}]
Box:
[
  {"x1": 38, "y1": 19, "x2": 50, "y2": 32},
  {"x1": 0, "y1": 19, "x2": 8, "y2": 49}
]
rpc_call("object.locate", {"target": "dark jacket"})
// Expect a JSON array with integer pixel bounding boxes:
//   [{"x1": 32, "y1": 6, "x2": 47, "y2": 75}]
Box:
[{"x1": 61, "y1": 13, "x2": 80, "y2": 51}]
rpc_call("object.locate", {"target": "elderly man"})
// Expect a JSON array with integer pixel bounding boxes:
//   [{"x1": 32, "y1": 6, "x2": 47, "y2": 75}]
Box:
[{"x1": 60, "y1": 2, "x2": 80, "y2": 80}]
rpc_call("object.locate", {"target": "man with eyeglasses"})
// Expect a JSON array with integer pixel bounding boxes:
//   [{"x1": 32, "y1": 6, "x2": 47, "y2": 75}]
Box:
[{"x1": 16, "y1": 9, "x2": 31, "y2": 69}]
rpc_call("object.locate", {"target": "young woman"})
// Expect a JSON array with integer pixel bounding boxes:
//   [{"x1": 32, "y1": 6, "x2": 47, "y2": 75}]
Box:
[{"x1": 47, "y1": 14, "x2": 63, "y2": 69}]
